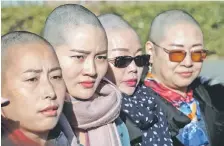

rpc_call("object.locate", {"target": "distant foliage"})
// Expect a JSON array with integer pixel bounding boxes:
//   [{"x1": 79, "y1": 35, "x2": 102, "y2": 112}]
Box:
[{"x1": 2, "y1": 2, "x2": 224, "y2": 55}]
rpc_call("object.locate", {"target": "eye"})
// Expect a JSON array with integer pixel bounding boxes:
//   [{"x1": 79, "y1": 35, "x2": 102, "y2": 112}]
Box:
[
  {"x1": 26, "y1": 77, "x2": 38, "y2": 82},
  {"x1": 96, "y1": 56, "x2": 107, "y2": 60},
  {"x1": 70, "y1": 55, "x2": 85, "y2": 62},
  {"x1": 51, "y1": 75, "x2": 62, "y2": 80}
]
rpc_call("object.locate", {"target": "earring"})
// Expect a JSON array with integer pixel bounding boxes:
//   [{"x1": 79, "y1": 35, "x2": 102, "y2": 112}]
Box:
[{"x1": 148, "y1": 63, "x2": 152, "y2": 73}]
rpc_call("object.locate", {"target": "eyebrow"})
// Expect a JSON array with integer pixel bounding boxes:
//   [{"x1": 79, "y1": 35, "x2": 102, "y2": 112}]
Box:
[
  {"x1": 135, "y1": 48, "x2": 142, "y2": 53},
  {"x1": 169, "y1": 43, "x2": 184, "y2": 48},
  {"x1": 112, "y1": 48, "x2": 129, "y2": 52},
  {"x1": 169, "y1": 43, "x2": 203, "y2": 48},
  {"x1": 23, "y1": 67, "x2": 61, "y2": 74},
  {"x1": 23, "y1": 69, "x2": 42, "y2": 73},
  {"x1": 49, "y1": 67, "x2": 61, "y2": 73},
  {"x1": 96, "y1": 50, "x2": 107, "y2": 55},
  {"x1": 192, "y1": 43, "x2": 203, "y2": 47},
  {"x1": 70, "y1": 49, "x2": 91, "y2": 54}
]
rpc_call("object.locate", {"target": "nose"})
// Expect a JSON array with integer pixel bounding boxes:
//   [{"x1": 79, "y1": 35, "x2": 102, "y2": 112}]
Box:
[
  {"x1": 82, "y1": 58, "x2": 97, "y2": 77},
  {"x1": 182, "y1": 52, "x2": 193, "y2": 67},
  {"x1": 127, "y1": 59, "x2": 138, "y2": 73},
  {"x1": 42, "y1": 79, "x2": 56, "y2": 100}
]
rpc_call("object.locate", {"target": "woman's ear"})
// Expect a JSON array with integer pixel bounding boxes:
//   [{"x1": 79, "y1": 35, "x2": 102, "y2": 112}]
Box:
[{"x1": 145, "y1": 41, "x2": 154, "y2": 64}]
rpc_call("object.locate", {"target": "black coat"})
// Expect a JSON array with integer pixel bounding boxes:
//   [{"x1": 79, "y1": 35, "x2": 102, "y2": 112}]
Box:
[
  {"x1": 155, "y1": 77, "x2": 224, "y2": 146},
  {"x1": 122, "y1": 78, "x2": 224, "y2": 146}
]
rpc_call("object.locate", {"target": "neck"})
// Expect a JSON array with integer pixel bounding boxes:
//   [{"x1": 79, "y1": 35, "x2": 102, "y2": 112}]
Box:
[{"x1": 20, "y1": 128, "x2": 49, "y2": 146}]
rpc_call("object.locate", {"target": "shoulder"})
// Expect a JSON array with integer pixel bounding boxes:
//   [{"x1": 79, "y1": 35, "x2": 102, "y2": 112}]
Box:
[{"x1": 192, "y1": 77, "x2": 224, "y2": 111}]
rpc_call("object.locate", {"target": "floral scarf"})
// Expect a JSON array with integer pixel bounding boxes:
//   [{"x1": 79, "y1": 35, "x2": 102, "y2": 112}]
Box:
[{"x1": 144, "y1": 73, "x2": 209, "y2": 146}]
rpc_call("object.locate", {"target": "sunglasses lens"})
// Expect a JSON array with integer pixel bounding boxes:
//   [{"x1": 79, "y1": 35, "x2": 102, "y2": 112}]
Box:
[
  {"x1": 192, "y1": 51, "x2": 207, "y2": 62},
  {"x1": 169, "y1": 51, "x2": 186, "y2": 62},
  {"x1": 114, "y1": 56, "x2": 132, "y2": 68},
  {"x1": 135, "y1": 55, "x2": 150, "y2": 67}
]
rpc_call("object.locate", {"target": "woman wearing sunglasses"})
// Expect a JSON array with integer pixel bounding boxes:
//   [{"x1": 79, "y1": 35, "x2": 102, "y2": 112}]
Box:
[
  {"x1": 43, "y1": 4, "x2": 128, "y2": 146},
  {"x1": 99, "y1": 13, "x2": 173, "y2": 146},
  {"x1": 145, "y1": 10, "x2": 224, "y2": 146}
]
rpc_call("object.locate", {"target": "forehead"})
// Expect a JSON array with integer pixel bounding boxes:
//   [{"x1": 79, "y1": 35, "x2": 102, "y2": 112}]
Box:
[
  {"x1": 63, "y1": 24, "x2": 107, "y2": 52},
  {"x1": 106, "y1": 28, "x2": 141, "y2": 53},
  {"x1": 8, "y1": 42, "x2": 58, "y2": 72},
  {"x1": 163, "y1": 22, "x2": 203, "y2": 45}
]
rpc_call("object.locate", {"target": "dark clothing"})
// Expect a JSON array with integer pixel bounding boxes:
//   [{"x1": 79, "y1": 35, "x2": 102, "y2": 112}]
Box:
[
  {"x1": 147, "y1": 77, "x2": 224, "y2": 146},
  {"x1": 120, "y1": 83, "x2": 173, "y2": 146}
]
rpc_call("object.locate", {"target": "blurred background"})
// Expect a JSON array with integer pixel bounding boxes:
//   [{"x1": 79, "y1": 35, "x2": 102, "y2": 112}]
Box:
[{"x1": 1, "y1": 0, "x2": 224, "y2": 83}]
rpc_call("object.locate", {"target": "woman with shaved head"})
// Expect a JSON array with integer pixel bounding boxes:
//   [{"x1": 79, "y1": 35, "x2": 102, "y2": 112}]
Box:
[
  {"x1": 1, "y1": 31, "x2": 76, "y2": 146},
  {"x1": 144, "y1": 9, "x2": 224, "y2": 146},
  {"x1": 43, "y1": 4, "x2": 127, "y2": 146},
  {"x1": 98, "y1": 13, "x2": 173, "y2": 146}
]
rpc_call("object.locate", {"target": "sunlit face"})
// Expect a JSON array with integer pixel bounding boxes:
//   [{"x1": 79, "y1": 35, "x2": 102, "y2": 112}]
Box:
[
  {"x1": 146, "y1": 22, "x2": 204, "y2": 90},
  {"x1": 56, "y1": 24, "x2": 108, "y2": 100},
  {"x1": 106, "y1": 28, "x2": 143, "y2": 95},
  {"x1": 1, "y1": 42, "x2": 66, "y2": 133}
]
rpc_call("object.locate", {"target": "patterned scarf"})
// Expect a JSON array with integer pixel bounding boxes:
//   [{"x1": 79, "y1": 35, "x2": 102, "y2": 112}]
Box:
[
  {"x1": 144, "y1": 74, "x2": 209, "y2": 146},
  {"x1": 121, "y1": 83, "x2": 173, "y2": 146}
]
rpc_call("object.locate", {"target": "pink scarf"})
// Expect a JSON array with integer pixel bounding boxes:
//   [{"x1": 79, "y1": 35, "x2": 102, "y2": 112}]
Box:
[{"x1": 63, "y1": 78, "x2": 122, "y2": 146}]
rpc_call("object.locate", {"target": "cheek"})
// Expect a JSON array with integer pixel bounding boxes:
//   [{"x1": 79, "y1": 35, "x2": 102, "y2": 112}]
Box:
[
  {"x1": 159, "y1": 61, "x2": 178, "y2": 79},
  {"x1": 54, "y1": 84, "x2": 66, "y2": 104},
  {"x1": 10, "y1": 87, "x2": 37, "y2": 116},
  {"x1": 137, "y1": 67, "x2": 143, "y2": 80},
  {"x1": 194, "y1": 63, "x2": 203, "y2": 70},
  {"x1": 96, "y1": 62, "x2": 108, "y2": 78},
  {"x1": 108, "y1": 65, "x2": 125, "y2": 85},
  {"x1": 60, "y1": 58, "x2": 81, "y2": 80},
  {"x1": 192, "y1": 63, "x2": 203, "y2": 75}
]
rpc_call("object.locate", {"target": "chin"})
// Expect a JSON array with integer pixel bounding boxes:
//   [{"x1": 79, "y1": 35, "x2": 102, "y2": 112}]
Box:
[
  {"x1": 71, "y1": 90, "x2": 95, "y2": 100},
  {"x1": 175, "y1": 75, "x2": 196, "y2": 87},
  {"x1": 69, "y1": 86, "x2": 97, "y2": 100},
  {"x1": 31, "y1": 121, "x2": 57, "y2": 132},
  {"x1": 176, "y1": 80, "x2": 194, "y2": 88},
  {"x1": 121, "y1": 88, "x2": 136, "y2": 96}
]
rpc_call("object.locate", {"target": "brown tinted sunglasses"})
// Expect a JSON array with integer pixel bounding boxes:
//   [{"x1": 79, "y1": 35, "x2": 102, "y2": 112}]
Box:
[{"x1": 152, "y1": 42, "x2": 208, "y2": 62}]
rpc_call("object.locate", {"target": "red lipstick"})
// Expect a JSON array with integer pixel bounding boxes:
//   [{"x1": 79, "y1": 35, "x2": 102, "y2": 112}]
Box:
[
  {"x1": 80, "y1": 81, "x2": 95, "y2": 88},
  {"x1": 124, "y1": 79, "x2": 137, "y2": 87}
]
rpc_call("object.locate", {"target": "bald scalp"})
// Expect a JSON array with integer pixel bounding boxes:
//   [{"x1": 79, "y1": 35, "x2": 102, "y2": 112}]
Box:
[
  {"x1": 98, "y1": 13, "x2": 132, "y2": 30},
  {"x1": 1, "y1": 31, "x2": 53, "y2": 74},
  {"x1": 43, "y1": 4, "x2": 105, "y2": 48},
  {"x1": 98, "y1": 13, "x2": 140, "y2": 43},
  {"x1": 149, "y1": 9, "x2": 202, "y2": 43}
]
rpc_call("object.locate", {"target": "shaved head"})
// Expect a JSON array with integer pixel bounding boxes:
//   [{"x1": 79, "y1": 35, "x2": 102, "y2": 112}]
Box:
[
  {"x1": 43, "y1": 4, "x2": 106, "y2": 48},
  {"x1": 98, "y1": 13, "x2": 141, "y2": 48},
  {"x1": 1, "y1": 31, "x2": 53, "y2": 73},
  {"x1": 1, "y1": 31, "x2": 66, "y2": 135},
  {"x1": 98, "y1": 13, "x2": 132, "y2": 30},
  {"x1": 149, "y1": 9, "x2": 202, "y2": 43},
  {"x1": 42, "y1": 4, "x2": 108, "y2": 100},
  {"x1": 1, "y1": 31, "x2": 51, "y2": 53},
  {"x1": 98, "y1": 13, "x2": 143, "y2": 95}
]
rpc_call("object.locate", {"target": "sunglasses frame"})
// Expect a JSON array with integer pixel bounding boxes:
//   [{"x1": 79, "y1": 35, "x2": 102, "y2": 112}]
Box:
[
  {"x1": 108, "y1": 54, "x2": 150, "y2": 68},
  {"x1": 152, "y1": 41, "x2": 208, "y2": 62}
]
